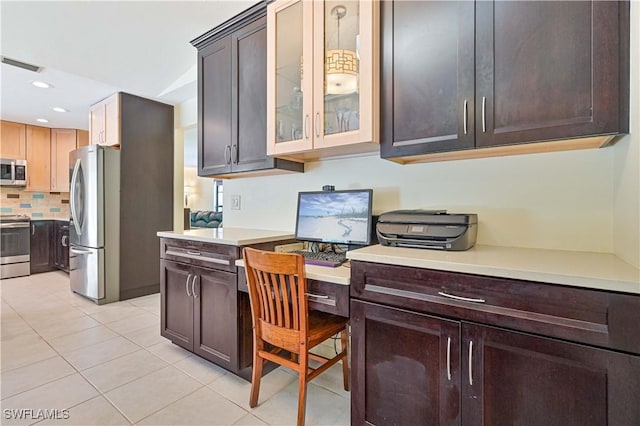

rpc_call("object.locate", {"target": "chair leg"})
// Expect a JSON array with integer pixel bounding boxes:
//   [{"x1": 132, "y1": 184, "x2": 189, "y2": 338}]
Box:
[
  {"x1": 341, "y1": 329, "x2": 350, "y2": 391},
  {"x1": 297, "y1": 371, "x2": 308, "y2": 426},
  {"x1": 297, "y1": 351, "x2": 309, "y2": 426},
  {"x1": 250, "y1": 338, "x2": 264, "y2": 408}
]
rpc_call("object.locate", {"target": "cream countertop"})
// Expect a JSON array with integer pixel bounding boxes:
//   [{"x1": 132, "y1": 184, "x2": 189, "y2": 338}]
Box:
[
  {"x1": 157, "y1": 228, "x2": 294, "y2": 247},
  {"x1": 235, "y1": 258, "x2": 350, "y2": 286},
  {"x1": 347, "y1": 244, "x2": 640, "y2": 295}
]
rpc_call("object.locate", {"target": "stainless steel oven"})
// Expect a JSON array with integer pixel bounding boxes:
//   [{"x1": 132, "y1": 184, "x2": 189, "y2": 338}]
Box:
[
  {"x1": 0, "y1": 215, "x2": 30, "y2": 279},
  {"x1": 0, "y1": 159, "x2": 27, "y2": 186}
]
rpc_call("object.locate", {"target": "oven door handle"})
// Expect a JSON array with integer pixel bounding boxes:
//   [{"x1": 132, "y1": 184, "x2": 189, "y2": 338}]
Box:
[{"x1": 0, "y1": 223, "x2": 30, "y2": 228}]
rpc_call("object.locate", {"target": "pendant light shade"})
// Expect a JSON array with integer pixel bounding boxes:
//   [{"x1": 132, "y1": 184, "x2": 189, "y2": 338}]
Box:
[{"x1": 325, "y1": 5, "x2": 359, "y2": 95}]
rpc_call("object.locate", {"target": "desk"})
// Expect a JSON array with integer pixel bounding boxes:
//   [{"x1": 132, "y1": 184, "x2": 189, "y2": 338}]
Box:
[{"x1": 236, "y1": 259, "x2": 350, "y2": 317}]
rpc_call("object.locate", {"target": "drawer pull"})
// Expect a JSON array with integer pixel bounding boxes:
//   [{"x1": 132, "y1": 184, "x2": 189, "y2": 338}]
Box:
[
  {"x1": 165, "y1": 249, "x2": 230, "y2": 266},
  {"x1": 306, "y1": 293, "x2": 329, "y2": 299},
  {"x1": 446, "y1": 336, "x2": 452, "y2": 381},
  {"x1": 468, "y1": 340, "x2": 474, "y2": 386},
  {"x1": 186, "y1": 274, "x2": 192, "y2": 297},
  {"x1": 438, "y1": 291, "x2": 485, "y2": 304}
]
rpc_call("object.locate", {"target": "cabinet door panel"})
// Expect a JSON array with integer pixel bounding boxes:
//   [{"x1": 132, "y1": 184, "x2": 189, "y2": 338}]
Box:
[
  {"x1": 30, "y1": 221, "x2": 54, "y2": 274},
  {"x1": 351, "y1": 300, "x2": 460, "y2": 426},
  {"x1": 160, "y1": 260, "x2": 194, "y2": 350},
  {"x1": 193, "y1": 267, "x2": 238, "y2": 371},
  {"x1": 0, "y1": 121, "x2": 26, "y2": 159},
  {"x1": 381, "y1": 0, "x2": 474, "y2": 158},
  {"x1": 476, "y1": 1, "x2": 624, "y2": 147},
  {"x1": 233, "y1": 17, "x2": 270, "y2": 173},
  {"x1": 25, "y1": 125, "x2": 51, "y2": 191},
  {"x1": 89, "y1": 106, "x2": 104, "y2": 145},
  {"x1": 199, "y1": 36, "x2": 232, "y2": 176},
  {"x1": 51, "y1": 129, "x2": 76, "y2": 192},
  {"x1": 462, "y1": 323, "x2": 640, "y2": 426}
]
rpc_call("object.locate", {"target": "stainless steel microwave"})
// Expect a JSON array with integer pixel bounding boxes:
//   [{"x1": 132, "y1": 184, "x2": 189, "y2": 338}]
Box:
[{"x1": 0, "y1": 159, "x2": 27, "y2": 186}]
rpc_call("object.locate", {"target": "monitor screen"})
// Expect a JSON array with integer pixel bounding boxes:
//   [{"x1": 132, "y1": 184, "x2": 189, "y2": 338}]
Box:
[{"x1": 295, "y1": 189, "x2": 373, "y2": 245}]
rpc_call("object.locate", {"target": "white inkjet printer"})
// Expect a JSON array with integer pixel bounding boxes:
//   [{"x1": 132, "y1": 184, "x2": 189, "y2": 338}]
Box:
[{"x1": 376, "y1": 210, "x2": 478, "y2": 251}]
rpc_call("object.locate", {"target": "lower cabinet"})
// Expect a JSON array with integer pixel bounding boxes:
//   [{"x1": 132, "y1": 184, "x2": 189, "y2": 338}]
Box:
[
  {"x1": 30, "y1": 220, "x2": 55, "y2": 274},
  {"x1": 53, "y1": 221, "x2": 69, "y2": 272},
  {"x1": 350, "y1": 261, "x2": 640, "y2": 426},
  {"x1": 160, "y1": 259, "x2": 237, "y2": 371},
  {"x1": 351, "y1": 299, "x2": 640, "y2": 426}
]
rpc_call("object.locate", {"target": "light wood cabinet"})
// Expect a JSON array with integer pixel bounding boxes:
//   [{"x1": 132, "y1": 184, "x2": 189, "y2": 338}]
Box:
[
  {"x1": 0, "y1": 121, "x2": 27, "y2": 159},
  {"x1": 266, "y1": 0, "x2": 378, "y2": 161},
  {"x1": 90, "y1": 94, "x2": 120, "y2": 146},
  {"x1": 76, "y1": 129, "x2": 89, "y2": 148},
  {"x1": 50, "y1": 129, "x2": 77, "y2": 192},
  {"x1": 25, "y1": 125, "x2": 51, "y2": 192}
]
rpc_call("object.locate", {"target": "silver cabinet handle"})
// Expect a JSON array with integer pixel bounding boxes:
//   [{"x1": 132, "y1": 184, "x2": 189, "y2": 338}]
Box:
[
  {"x1": 315, "y1": 112, "x2": 320, "y2": 138},
  {"x1": 305, "y1": 293, "x2": 329, "y2": 299},
  {"x1": 438, "y1": 291, "x2": 486, "y2": 303},
  {"x1": 186, "y1": 251, "x2": 201, "y2": 256},
  {"x1": 304, "y1": 114, "x2": 310, "y2": 139},
  {"x1": 186, "y1": 274, "x2": 192, "y2": 297},
  {"x1": 192, "y1": 275, "x2": 198, "y2": 299},
  {"x1": 446, "y1": 336, "x2": 452, "y2": 381},
  {"x1": 61, "y1": 235, "x2": 68, "y2": 247},
  {"x1": 231, "y1": 144, "x2": 238, "y2": 165},
  {"x1": 463, "y1": 99, "x2": 468, "y2": 135},
  {"x1": 468, "y1": 340, "x2": 474, "y2": 386},
  {"x1": 224, "y1": 145, "x2": 232, "y2": 165},
  {"x1": 482, "y1": 96, "x2": 486, "y2": 133},
  {"x1": 32, "y1": 224, "x2": 35, "y2": 235}
]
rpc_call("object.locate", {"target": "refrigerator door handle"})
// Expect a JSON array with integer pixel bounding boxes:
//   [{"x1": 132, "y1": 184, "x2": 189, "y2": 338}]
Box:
[
  {"x1": 70, "y1": 247, "x2": 93, "y2": 255},
  {"x1": 70, "y1": 158, "x2": 82, "y2": 236}
]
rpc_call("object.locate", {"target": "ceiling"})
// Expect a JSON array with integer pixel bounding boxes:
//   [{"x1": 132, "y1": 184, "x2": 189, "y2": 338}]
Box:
[{"x1": 0, "y1": 0, "x2": 257, "y2": 130}]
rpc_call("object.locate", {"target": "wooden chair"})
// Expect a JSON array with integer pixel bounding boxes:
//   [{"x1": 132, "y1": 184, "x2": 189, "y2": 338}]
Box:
[{"x1": 242, "y1": 247, "x2": 349, "y2": 426}]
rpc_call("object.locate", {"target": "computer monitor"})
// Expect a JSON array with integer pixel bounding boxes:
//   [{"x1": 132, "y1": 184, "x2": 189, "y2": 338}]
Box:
[{"x1": 295, "y1": 189, "x2": 373, "y2": 246}]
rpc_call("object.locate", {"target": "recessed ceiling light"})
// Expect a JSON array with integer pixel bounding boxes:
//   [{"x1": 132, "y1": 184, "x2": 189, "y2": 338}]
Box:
[
  {"x1": 52, "y1": 107, "x2": 68, "y2": 113},
  {"x1": 31, "y1": 81, "x2": 52, "y2": 89},
  {"x1": 36, "y1": 118, "x2": 49, "y2": 123}
]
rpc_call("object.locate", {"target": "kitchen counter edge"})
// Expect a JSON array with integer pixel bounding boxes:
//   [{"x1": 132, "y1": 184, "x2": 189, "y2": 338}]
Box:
[{"x1": 347, "y1": 244, "x2": 640, "y2": 295}]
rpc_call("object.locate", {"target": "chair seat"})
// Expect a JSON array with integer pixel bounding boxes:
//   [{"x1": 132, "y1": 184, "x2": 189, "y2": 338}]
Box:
[{"x1": 307, "y1": 311, "x2": 349, "y2": 349}]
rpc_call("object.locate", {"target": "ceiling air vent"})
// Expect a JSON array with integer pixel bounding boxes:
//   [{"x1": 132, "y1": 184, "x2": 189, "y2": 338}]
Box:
[{"x1": 1, "y1": 56, "x2": 42, "y2": 73}]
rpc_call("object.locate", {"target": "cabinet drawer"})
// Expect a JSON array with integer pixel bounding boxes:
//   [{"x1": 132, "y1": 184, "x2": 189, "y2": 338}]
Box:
[
  {"x1": 160, "y1": 238, "x2": 238, "y2": 273},
  {"x1": 238, "y1": 268, "x2": 348, "y2": 318},
  {"x1": 351, "y1": 261, "x2": 640, "y2": 355}
]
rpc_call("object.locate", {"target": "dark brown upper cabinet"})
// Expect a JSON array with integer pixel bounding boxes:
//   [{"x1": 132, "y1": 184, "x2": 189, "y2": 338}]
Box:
[
  {"x1": 191, "y1": 2, "x2": 303, "y2": 179},
  {"x1": 381, "y1": 0, "x2": 630, "y2": 164}
]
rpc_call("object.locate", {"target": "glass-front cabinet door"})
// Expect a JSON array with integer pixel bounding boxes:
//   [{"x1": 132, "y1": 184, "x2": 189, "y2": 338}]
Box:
[
  {"x1": 267, "y1": 0, "x2": 314, "y2": 156},
  {"x1": 267, "y1": 0, "x2": 377, "y2": 157},
  {"x1": 312, "y1": 0, "x2": 375, "y2": 149}
]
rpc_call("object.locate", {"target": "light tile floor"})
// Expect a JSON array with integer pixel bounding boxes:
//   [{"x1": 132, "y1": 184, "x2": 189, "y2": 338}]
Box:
[{"x1": 0, "y1": 271, "x2": 350, "y2": 425}]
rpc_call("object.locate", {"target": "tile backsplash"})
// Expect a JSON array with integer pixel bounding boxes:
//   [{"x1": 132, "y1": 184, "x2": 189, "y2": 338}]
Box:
[{"x1": 0, "y1": 187, "x2": 70, "y2": 218}]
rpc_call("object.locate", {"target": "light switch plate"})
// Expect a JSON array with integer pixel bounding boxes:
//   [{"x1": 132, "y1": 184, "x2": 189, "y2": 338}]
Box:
[{"x1": 231, "y1": 194, "x2": 241, "y2": 210}]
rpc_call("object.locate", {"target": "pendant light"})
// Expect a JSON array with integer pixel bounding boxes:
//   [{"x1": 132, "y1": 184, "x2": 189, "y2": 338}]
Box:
[{"x1": 325, "y1": 5, "x2": 358, "y2": 95}]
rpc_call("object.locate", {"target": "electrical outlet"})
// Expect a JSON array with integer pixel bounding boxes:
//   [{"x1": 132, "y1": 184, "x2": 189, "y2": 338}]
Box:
[{"x1": 231, "y1": 194, "x2": 241, "y2": 210}]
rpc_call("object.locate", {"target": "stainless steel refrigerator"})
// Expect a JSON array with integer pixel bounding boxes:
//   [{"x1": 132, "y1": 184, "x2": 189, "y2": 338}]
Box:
[{"x1": 69, "y1": 145, "x2": 120, "y2": 303}]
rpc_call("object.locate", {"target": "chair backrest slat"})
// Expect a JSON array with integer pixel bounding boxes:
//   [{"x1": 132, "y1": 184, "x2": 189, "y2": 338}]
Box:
[{"x1": 243, "y1": 248, "x2": 307, "y2": 335}]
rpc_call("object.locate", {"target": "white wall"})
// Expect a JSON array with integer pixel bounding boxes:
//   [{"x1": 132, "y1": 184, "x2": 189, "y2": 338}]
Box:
[
  {"x1": 613, "y1": 1, "x2": 640, "y2": 267},
  {"x1": 223, "y1": 149, "x2": 615, "y2": 253},
  {"x1": 184, "y1": 166, "x2": 215, "y2": 211}
]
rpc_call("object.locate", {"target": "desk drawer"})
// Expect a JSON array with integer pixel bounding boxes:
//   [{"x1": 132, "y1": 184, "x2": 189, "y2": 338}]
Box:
[
  {"x1": 238, "y1": 268, "x2": 349, "y2": 318},
  {"x1": 160, "y1": 238, "x2": 238, "y2": 273}
]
